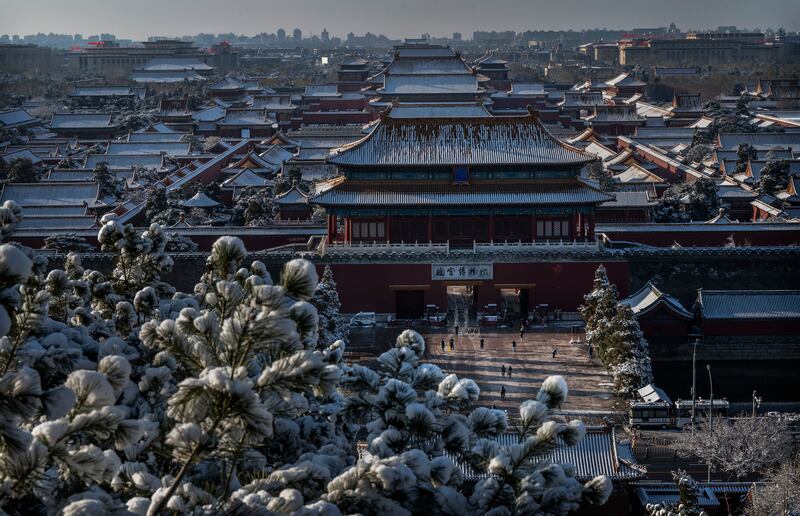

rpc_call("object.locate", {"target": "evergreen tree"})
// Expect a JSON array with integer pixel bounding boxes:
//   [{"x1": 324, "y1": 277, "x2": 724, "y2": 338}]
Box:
[
  {"x1": 6, "y1": 158, "x2": 38, "y2": 183},
  {"x1": 756, "y1": 159, "x2": 790, "y2": 196},
  {"x1": 735, "y1": 143, "x2": 758, "y2": 174},
  {"x1": 92, "y1": 163, "x2": 123, "y2": 198},
  {"x1": 580, "y1": 265, "x2": 619, "y2": 361},
  {"x1": 310, "y1": 265, "x2": 348, "y2": 347},
  {"x1": 606, "y1": 304, "x2": 653, "y2": 396}
]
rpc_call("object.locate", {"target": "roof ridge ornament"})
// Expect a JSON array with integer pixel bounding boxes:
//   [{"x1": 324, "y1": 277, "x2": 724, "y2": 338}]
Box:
[{"x1": 526, "y1": 105, "x2": 540, "y2": 122}]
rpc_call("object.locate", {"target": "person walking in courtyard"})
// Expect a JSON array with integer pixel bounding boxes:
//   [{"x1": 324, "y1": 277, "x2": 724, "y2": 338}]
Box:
[
  {"x1": 519, "y1": 326, "x2": 525, "y2": 340},
  {"x1": 440, "y1": 339, "x2": 445, "y2": 352},
  {"x1": 454, "y1": 324, "x2": 459, "y2": 336},
  {"x1": 449, "y1": 336, "x2": 454, "y2": 351},
  {"x1": 512, "y1": 340, "x2": 517, "y2": 352},
  {"x1": 507, "y1": 366, "x2": 513, "y2": 377},
  {"x1": 500, "y1": 385, "x2": 506, "y2": 400},
  {"x1": 588, "y1": 344, "x2": 593, "y2": 359},
  {"x1": 552, "y1": 347, "x2": 558, "y2": 359},
  {"x1": 501, "y1": 364, "x2": 506, "y2": 377},
  {"x1": 480, "y1": 337, "x2": 484, "y2": 350}
]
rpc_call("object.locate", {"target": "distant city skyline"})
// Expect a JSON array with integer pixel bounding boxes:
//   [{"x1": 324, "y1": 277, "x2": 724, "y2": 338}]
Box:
[{"x1": 2, "y1": 0, "x2": 799, "y2": 42}]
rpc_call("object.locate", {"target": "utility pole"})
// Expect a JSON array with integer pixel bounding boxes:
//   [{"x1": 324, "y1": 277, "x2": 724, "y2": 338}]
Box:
[
  {"x1": 706, "y1": 363, "x2": 713, "y2": 482},
  {"x1": 691, "y1": 338, "x2": 700, "y2": 436}
]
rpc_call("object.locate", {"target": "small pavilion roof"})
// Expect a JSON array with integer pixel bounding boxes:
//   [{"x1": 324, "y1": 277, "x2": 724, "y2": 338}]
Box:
[
  {"x1": 704, "y1": 208, "x2": 738, "y2": 224},
  {"x1": 222, "y1": 168, "x2": 271, "y2": 188},
  {"x1": 181, "y1": 192, "x2": 220, "y2": 208},
  {"x1": 328, "y1": 112, "x2": 596, "y2": 167},
  {"x1": 621, "y1": 282, "x2": 692, "y2": 319},
  {"x1": 275, "y1": 185, "x2": 310, "y2": 205}
]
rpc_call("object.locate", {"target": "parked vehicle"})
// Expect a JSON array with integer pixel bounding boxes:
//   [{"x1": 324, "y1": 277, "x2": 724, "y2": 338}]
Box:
[
  {"x1": 349, "y1": 311, "x2": 376, "y2": 327},
  {"x1": 629, "y1": 384, "x2": 729, "y2": 429}
]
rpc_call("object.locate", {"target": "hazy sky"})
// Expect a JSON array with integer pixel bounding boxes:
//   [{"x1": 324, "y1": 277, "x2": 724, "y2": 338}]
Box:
[{"x1": 2, "y1": 0, "x2": 799, "y2": 39}]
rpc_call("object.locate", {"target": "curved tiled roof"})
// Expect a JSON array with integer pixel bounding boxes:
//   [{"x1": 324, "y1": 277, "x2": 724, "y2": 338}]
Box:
[
  {"x1": 697, "y1": 289, "x2": 800, "y2": 320},
  {"x1": 328, "y1": 113, "x2": 596, "y2": 167},
  {"x1": 312, "y1": 182, "x2": 612, "y2": 207},
  {"x1": 621, "y1": 282, "x2": 692, "y2": 319}
]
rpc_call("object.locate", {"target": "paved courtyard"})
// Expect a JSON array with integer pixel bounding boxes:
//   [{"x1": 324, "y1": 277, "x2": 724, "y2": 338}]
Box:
[{"x1": 346, "y1": 328, "x2": 619, "y2": 414}]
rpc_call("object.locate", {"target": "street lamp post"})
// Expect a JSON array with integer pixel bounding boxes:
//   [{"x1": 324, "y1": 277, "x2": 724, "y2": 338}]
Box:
[
  {"x1": 691, "y1": 340, "x2": 697, "y2": 436},
  {"x1": 706, "y1": 363, "x2": 713, "y2": 482}
]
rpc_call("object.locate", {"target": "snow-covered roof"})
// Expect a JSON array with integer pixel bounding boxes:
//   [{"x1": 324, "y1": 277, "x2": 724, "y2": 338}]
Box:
[
  {"x1": 70, "y1": 86, "x2": 142, "y2": 98},
  {"x1": 606, "y1": 73, "x2": 647, "y2": 87},
  {"x1": 0, "y1": 182, "x2": 99, "y2": 207},
  {"x1": 192, "y1": 106, "x2": 226, "y2": 122},
  {"x1": 274, "y1": 185, "x2": 310, "y2": 205},
  {"x1": 600, "y1": 190, "x2": 655, "y2": 208},
  {"x1": 451, "y1": 428, "x2": 644, "y2": 482},
  {"x1": 106, "y1": 141, "x2": 190, "y2": 156},
  {"x1": 127, "y1": 132, "x2": 188, "y2": 143},
  {"x1": 718, "y1": 132, "x2": 800, "y2": 150},
  {"x1": 697, "y1": 290, "x2": 800, "y2": 320},
  {"x1": 329, "y1": 114, "x2": 596, "y2": 167},
  {"x1": 313, "y1": 182, "x2": 612, "y2": 207},
  {"x1": 560, "y1": 91, "x2": 604, "y2": 108},
  {"x1": 621, "y1": 282, "x2": 692, "y2": 319},
  {"x1": 140, "y1": 58, "x2": 213, "y2": 71},
  {"x1": 303, "y1": 84, "x2": 340, "y2": 97},
  {"x1": 380, "y1": 74, "x2": 480, "y2": 95},
  {"x1": 613, "y1": 163, "x2": 665, "y2": 184},
  {"x1": 49, "y1": 113, "x2": 113, "y2": 129},
  {"x1": 84, "y1": 153, "x2": 165, "y2": 170},
  {"x1": 508, "y1": 82, "x2": 546, "y2": 95},
  {"x1": 0, "y1": 108, "x2": 37, "y2": 128},
  {"x1": 583, "y1": 141, "x2": 616, "y2": 161},
  {"x1": 131, "y1": 70, "x2": 206, "y2": 83},
  {"x1": 221, "y1": 168, "x2": 271, "y2": 188},
  {"x1": 208, "y1": 77, "x2": 246, "y2": 91},
  {"x1": 218, "y1": 108, "x2": 273, "y2": 126},
  {"x1": 17, "y1": 216, "x2": 96, "y2": 230},
  {"x1": 386, "y1": 56, "x2": 472, "y2": 75},
  {"x1": 0, "y1": 148, "x2": 43, "y2": 165},
  {"x1": 181, "y1": 192, "x2": 220, "y2": 208},
  {"x1": 386, "y1": 103, "x2": 491, "y2": 119}
]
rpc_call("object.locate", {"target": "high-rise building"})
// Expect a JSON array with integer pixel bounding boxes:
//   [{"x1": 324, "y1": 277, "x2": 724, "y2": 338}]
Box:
[
  {"x1": 453, "y1": 32, "x2": 462, "y2": 41},
  {"x1": 293, "y1": 28, "x2": 302, "y2": 42},
  {"x1": 277, "y1": 28, "x2": 286, "y2": 41},
  {"x1": 321, "y1": 28, "x2": 330, "y2": 42}
]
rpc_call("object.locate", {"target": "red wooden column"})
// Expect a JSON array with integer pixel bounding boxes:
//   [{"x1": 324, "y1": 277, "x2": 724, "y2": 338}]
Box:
[
  {"x1": 327, "y1": 215, "x2": 334, "y2": 241},
  {"x1": 577, "y1": 212, "x2": 584, "y2": 240},
  {"x1": 588, "y1": 214, "x2": 596, "y2": 240},
  {"x1": 427, "y1": 214, "x2": 433, "y2": 242},
  {"x1": 570, "y1": 213, "x2": 578, "y2": 240},
  {"x1": 344, "y1": 217, "x2": 351, "y2": 243},
  {"x1": 385, "y1": 215, "x2": 392, "y2": 243}
]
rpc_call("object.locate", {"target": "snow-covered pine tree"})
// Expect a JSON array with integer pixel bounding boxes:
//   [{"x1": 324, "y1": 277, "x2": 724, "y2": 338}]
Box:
[
  {"x1": 606, "y1": 304, "x2": 654, "y2": 397},
  {"x1": 580, "y1": 265, "x2": 619, "y2": 363},
  {"x1": 311, "y1": 265, "x2": 348, "y2": 348},
  {"x1": 0, "y1": 207, "x2": 613, "y2": 515}
]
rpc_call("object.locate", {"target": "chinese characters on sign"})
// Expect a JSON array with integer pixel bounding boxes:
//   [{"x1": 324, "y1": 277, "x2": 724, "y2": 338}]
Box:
[{"x1": 431, "y1": 263, "x2": 493, "y2": 280}]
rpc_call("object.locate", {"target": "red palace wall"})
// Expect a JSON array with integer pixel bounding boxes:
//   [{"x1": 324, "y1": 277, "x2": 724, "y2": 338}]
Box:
[
  {"x1": 703, "y1": 319, "x2": 800, "y2": 336},
  {"x1": 600, "y1": 228, "x2": 800, "y2": 247},
  {"x1": 323, "y1": 260, "x2": 629, "y2": 314}
]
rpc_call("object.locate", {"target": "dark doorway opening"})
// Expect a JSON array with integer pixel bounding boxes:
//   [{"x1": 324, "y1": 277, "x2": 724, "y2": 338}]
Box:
[{"x1": 396, "y1": 290, "x2": 425, "y2": 319}]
